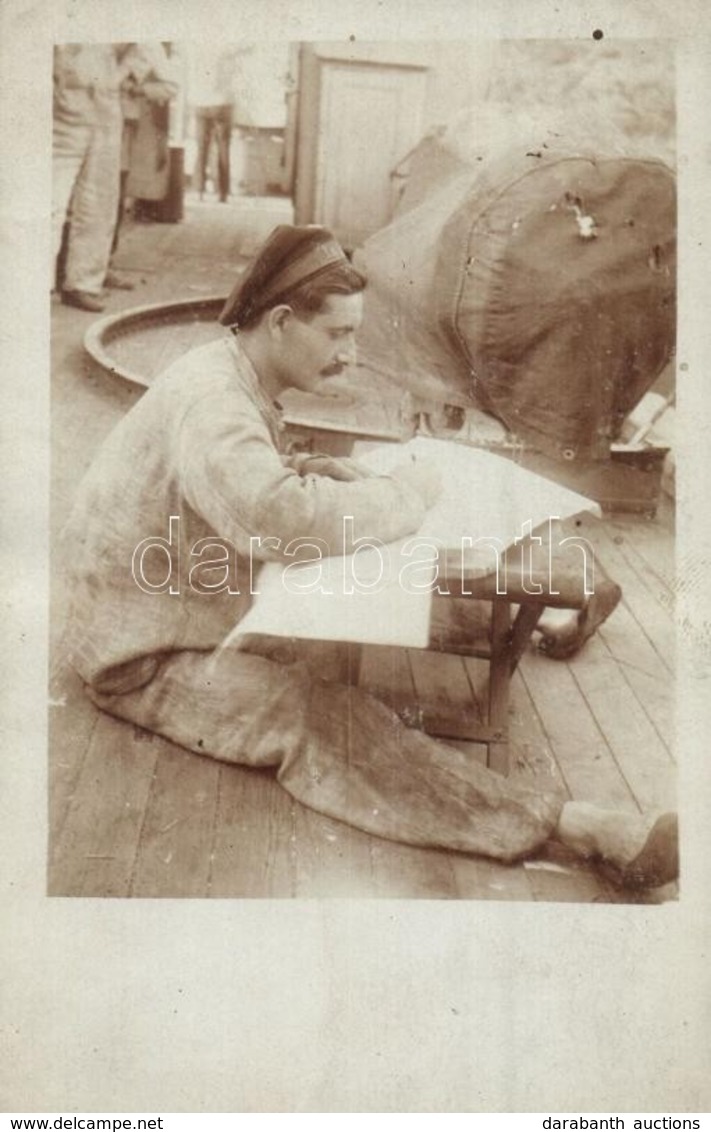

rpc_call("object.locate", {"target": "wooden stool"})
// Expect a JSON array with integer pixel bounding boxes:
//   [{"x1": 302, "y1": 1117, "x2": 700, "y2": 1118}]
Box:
[
  {"x1": 307, "y1": 530, "x2": 597, "y2": 775},
  {"x1": 331, "y1": 585, "x2": 548, "y2": 775},
  {"x1": 423, "y1": 587, "x2": 547, "y2": 773}
]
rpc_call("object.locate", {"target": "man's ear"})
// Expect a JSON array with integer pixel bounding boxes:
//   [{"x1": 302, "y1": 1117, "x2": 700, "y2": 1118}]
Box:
[{"x1": 266, "y1": 304, "x2": 294, "y2": 336}]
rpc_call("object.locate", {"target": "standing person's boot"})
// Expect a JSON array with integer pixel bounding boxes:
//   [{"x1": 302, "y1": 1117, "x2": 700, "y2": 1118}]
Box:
[
  {"x1": 104, "y1": 269, "x2": 135, "y2": 290},
  {"x1": 61, "y1": 290, "x2": 106, "y2": 313}
]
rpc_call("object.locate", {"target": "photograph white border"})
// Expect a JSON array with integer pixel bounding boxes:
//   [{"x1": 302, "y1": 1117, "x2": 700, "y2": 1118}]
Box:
[{"x1": 1, "y1": 0, "x2": 709, "y2": 1113}]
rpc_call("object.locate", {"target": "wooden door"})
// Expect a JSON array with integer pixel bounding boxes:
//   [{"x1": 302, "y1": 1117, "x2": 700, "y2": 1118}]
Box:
[{"x1": 296, "y1": 55, "x2": 427, "y2": 248}]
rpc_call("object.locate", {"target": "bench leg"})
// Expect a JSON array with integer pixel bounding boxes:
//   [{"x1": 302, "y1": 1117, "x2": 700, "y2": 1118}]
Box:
[
  {"x1": 487, "y1": 601, "x2": 512, "y2": 773},
  {"x1": 508, "y1": 601, "x2": 547, "y2": 673}
]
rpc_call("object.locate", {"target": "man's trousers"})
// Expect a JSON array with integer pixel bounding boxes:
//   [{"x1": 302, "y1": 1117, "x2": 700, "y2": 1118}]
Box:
[{"x1": 86, "y1": 637, "x2": 563, "y2": 863}]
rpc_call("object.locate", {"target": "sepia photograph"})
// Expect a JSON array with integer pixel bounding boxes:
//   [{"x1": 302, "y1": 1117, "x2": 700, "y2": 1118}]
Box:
[
  {"x1": 47, "y1": 37, "x2": 678, "y2": 903},
  {"x1": 2, "y1": 0, "x2": 710, "y2": 1116}
]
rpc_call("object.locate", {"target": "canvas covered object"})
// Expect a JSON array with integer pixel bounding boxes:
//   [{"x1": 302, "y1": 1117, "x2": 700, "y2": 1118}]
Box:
[{"x1": 355, "y1": 124, "x2": 676, "y2": 461}]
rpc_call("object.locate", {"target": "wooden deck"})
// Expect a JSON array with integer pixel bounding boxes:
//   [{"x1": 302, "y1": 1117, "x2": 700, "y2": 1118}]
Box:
[{"x1": 48, "y1": 197, "x2": 677, "y2": 903}]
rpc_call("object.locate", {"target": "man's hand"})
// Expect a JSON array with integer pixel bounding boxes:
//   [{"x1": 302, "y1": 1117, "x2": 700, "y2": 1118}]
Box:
[
  {"x1": 300, "y1": 455, "x2": 378, "y2": 482},
  {"x1": 389, "y1": 459, "x2": 442, "y2": 508}
]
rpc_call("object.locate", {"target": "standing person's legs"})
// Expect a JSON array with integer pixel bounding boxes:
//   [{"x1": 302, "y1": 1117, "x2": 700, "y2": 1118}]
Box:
[
  {"x1": 111, "y1": 169, "x2": 129, "y2": 255},
  {"x1": 111, "y1": 105, "x2": 135, "y2": 257},
  {"x1": 63, "y1": 93, "x2": 122, "y2": 298},
  {"x1": 195, "y1": 108, "x2": 213, "y2": 196},
  {"x1": 51, "y1": 117, "x2": 90, "y2": 285}
]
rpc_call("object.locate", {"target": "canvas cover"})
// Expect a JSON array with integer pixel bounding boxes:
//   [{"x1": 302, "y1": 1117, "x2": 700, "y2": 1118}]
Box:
[{"x1": 355, "y1": 112, "x2": 676, "y2": 460}]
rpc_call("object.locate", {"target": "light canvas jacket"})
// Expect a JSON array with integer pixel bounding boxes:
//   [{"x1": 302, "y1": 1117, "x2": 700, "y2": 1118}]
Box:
[{"x1": 62, "y1": 335, "x2": 427, "y2": 690}]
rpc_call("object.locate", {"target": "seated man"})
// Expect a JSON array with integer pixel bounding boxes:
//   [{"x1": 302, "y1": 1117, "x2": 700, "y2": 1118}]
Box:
[{"x1": 61, "y1": 224, "x2": 677, "y2": 888}]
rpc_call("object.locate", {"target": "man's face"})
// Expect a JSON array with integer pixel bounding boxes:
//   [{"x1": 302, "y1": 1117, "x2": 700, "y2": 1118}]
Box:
[{"x1": 275, "y1": 292, "x2": 364, "y2": 394}]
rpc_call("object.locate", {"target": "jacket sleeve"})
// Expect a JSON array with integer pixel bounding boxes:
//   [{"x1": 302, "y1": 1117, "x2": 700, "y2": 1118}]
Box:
[{"x1": 175, "y1": 389, "x2": 428, "y2": 557}]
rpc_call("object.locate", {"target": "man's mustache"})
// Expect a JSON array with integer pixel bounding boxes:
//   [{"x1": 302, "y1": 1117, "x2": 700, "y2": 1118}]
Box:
[{"x1": 319, "y1": 362, "x2": 348, "y2": 377}]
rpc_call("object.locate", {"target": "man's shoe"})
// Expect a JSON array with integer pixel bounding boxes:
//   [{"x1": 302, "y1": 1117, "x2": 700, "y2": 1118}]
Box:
[
  {"x1": 556, "y1": 802, "x2": 679, "y2": 890},
  {"x1": 601, "y1": 813, "x2": 679, "y2": 890},
  {"x1": 104, "y1": 269, "x2": 135, "y2": 291},
  {"x1": 61, "y1": 290, "x2": 106, "y2": 313},
  {"x1": 538, "y1": 581, "x2": 622, "y2": 660}
]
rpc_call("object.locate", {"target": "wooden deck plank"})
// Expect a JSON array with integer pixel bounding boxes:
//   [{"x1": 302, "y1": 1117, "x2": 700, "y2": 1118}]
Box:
[
  {"x1": 450, "y1": 853, "x2": 534, "y2": 901},
  {"x1": 115, "y1": 222, "x2": 179, "y2": 272},
  {"x1": 367, "y1": 730, "x2": 497, "y2": 899},
  {"x1": 597, "y1": 606, "x2": 675, "y2": 753},
  {"x1": 368, "y1": 836, "x2": 460, "y2": 899},
  {"x1": 606, "y1": 512, "x2": 675, "y2": 598},
  {"x1": 408, "y1": 649, "x2": 484, "y2": 740},
  {"x1": 287, "y1": 672, "x2": 462, "y2": 899},
  {"x1": 601, "y1": 524, "x2": 675, "y2": 622},
  {"x1": 130, "y1": 743, "x2": 221, "y2": 898},
  {"x1": 292, "y1": 807, "x2": 377, "y2": 899},
  {"x1": 451, "y1": 669, "x2": 563, "y2": 901},
  {"x1": 586, "y1": 512, "x2": 674, "y2": 607},
  {"x1": 502, "y1": 668, "x2": 570, "y2": 796},
  {"x1": 445, "y1": 736, "x2": 489, "y2": 768},
  {"x1": 209, "y1": 766, "x2": 296, "y2": 898},
  {"x1": 357, "y1": 644, "x2": 421, "y2": 727},
  {"x1": 600, "y1": 502, "x2": 675, "y2": 549},
  {"x1": 486, "y1": 600, "x2": 513, "y2": 773},
  {"x1": 48, "y1": 667, "x2": 100, "y2": 853},
  {"x1": 568, "y1": 634, "x2": 676, "y2": 813},
  {"x1": 578, "y1": 515, "x2": 675, "y2": 671},
  {"x1": 519, "y1": 651, "x2": 639, "y2": 812},
  {"x1": 523, "y1": 857, "x2": 611, "y2": 904},
  {"x1": 48, "y1": 713, "x2": 158, "y2": 897},
  {"x1": 50, "y1": 344, "x2": 142, "y2": 536},
  {"x1": 355, "y1": 647, "x2": 517, "y2": 899}
]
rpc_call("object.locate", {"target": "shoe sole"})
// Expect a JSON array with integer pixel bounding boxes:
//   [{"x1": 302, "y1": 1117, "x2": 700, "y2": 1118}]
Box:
[{"x1": 601, "y1": 813, "x2": 679, "y2": 890}]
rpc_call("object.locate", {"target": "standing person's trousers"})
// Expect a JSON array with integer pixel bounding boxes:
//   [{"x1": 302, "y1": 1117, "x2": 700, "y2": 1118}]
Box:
[
  {"x1": 52, "y1": 89, "x2": 122, "y2": 295},
  {"x1": 194, "y1": 105, "x2": 233, "y2": 201}
]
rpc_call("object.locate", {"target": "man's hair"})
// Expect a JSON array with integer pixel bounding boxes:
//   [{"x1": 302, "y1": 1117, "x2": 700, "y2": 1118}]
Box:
[{"x1": 237, "y1": 260, "x2": 366, "y2": 331}]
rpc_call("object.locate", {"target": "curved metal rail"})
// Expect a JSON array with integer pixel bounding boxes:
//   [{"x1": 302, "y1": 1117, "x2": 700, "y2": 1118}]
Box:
[{"x1": 83, "y1": 294, "x2": 228, "y2": 389}]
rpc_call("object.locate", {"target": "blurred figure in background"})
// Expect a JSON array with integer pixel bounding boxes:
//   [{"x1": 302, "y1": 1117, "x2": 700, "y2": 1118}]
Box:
[
  {"x1": 116, "y1": 42, "x2": 181, "y2": 229},
  {"x1": 189, "y1": 45, "x2": 241, "y2": 201}
]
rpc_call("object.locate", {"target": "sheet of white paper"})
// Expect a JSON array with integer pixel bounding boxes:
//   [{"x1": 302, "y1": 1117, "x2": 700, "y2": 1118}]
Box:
[
  {"x1": 354, "y1": 436, "x2": 602, "y2": 551},
  {"x1": 225, "y1": 537, "x2": 436, "y2": 649},
  {"x1": 222, "y1": 438, "x2": 600, "y2": 650}
]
